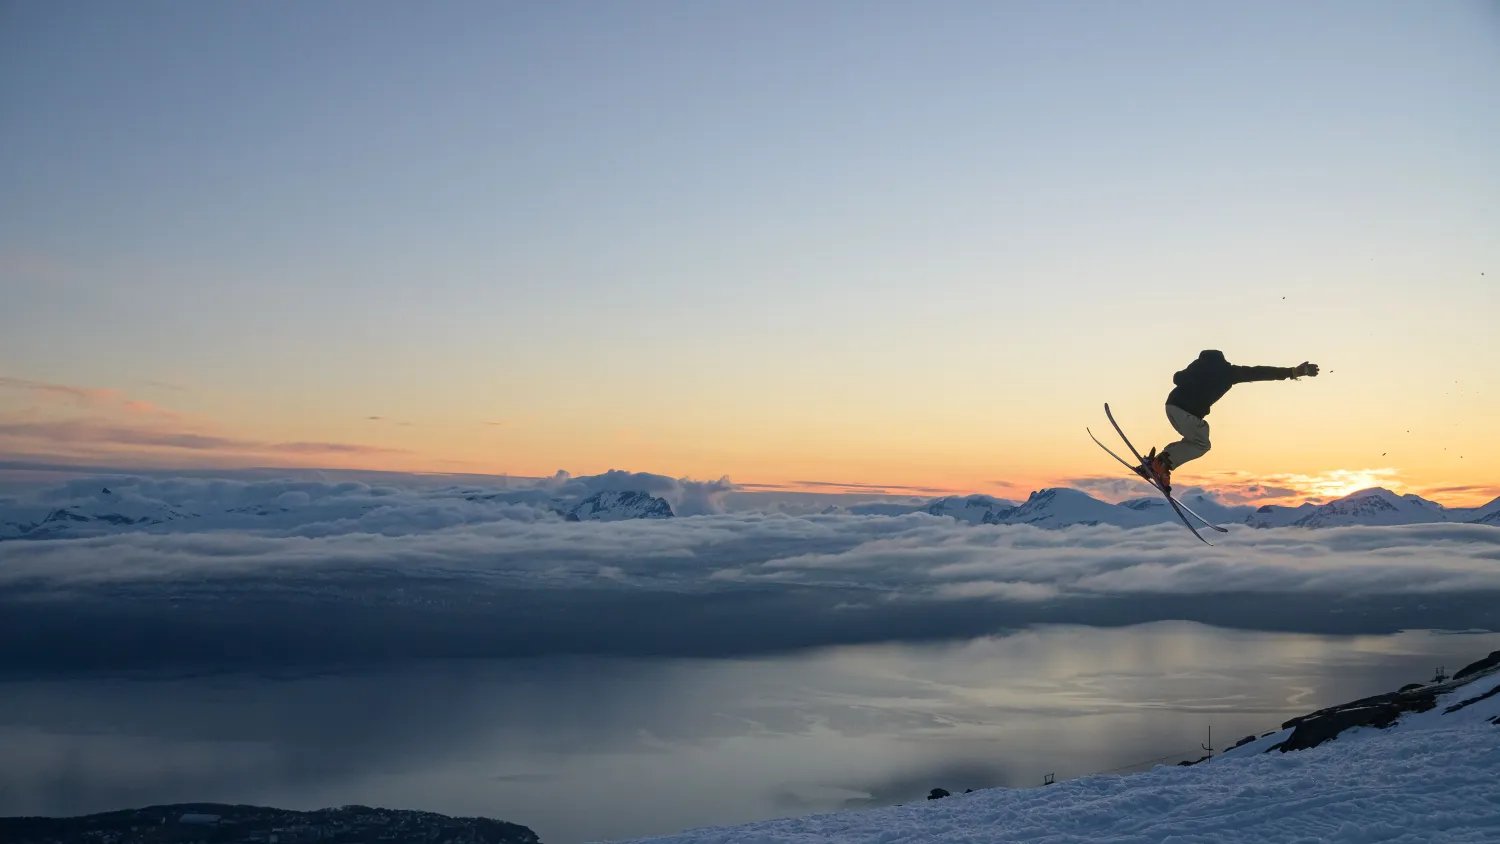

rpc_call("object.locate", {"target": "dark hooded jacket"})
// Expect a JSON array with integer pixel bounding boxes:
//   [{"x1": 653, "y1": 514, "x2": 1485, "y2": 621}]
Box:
[{"x1": 1166, "y1": 350, "x2": 1295, "y2": 419}]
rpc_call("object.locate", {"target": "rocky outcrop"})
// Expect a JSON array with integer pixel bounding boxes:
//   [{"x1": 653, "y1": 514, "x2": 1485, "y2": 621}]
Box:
[
  {"x1": 1276, "y1": 696, "x2": 1436, "y2": 753},
  {"x1": 1269, "y1": 650, "x2": 1500, "y2": 753},
  {"x1": 1453, "y1": 650, "x2": 1500, "y2": 681},
  {"x1": 1443, "y1": 682, "x2": 1500, "y2": 715},
  {"x1": 0, "y1": 803, "x2": 539, "y2": 844}
]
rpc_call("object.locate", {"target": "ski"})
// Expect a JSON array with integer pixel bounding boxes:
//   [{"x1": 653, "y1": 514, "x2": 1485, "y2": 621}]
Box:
[
  {"x1": 1094, "y1": 404, "x2": 1217, "y2": 545},
  {"x1": 1101, "y1": 404, "x2": 1225, "y2": 530},
  {"x1": 1161, "y1": 492, "x2": 1228, "y2": 533},
  {"x1": 1086, "y1": 428, "x2": 1224, "y2": 533}
]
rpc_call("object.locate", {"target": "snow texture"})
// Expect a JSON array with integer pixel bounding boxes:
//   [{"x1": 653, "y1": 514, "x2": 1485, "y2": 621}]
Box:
[
  {"x1": 1249, "y1": 488, "x2": 1500, "y2": 530},
  {"x1": 609, "y1": 664, "x2": 1500, "y2": 844},
  {"x1": 923, "y1": 495, "x2": 1017, "y2": 525},
  {"x1": 567, "y1": 490, "x2": 673, "y2": 521},
  {"x1": 996, "y1": 488, "x2": 1159, "y2": 529}
]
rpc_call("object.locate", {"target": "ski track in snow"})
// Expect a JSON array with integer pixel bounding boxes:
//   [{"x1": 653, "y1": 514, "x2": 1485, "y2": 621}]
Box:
[{"x1": 609, "y1": 671, "x2": 1500, "y2": 844}]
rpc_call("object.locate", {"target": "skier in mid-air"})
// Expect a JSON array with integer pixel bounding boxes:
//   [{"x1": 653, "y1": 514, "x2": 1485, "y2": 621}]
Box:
[{"x1": 1139, "y1": 350, "x2": 1318, "y2": 493}]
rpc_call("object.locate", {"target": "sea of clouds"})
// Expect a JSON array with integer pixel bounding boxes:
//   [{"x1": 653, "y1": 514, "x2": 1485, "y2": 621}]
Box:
[{"x1": 3, "y1": 468, "x2": 1499, "y2": 676}]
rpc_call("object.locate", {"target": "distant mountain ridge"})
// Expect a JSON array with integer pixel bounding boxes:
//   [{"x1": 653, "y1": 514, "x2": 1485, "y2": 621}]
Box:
[
  {"x1": 924, "y1": 494, "x2": 1016, "y2": 525},
  {"x1": 911, "y1": 486, "x2": 1498, "y2": 532},
  {"x1": 994, "y1": 488, "x2": 1159, "y2": 529},
  {"x1": 1, "y1": 480, "x2": 1494, "y2": 541},
  {"x1": 566, "y1": 490, "x2": 673, "y2": 522},
  {"x1": 0, "y1": 486, "x2": 196, "y2": 540},
  {"x1": 1248, "y1": 487, "x2": 1500, "y2": 529},
  {"x1": 0, "y1": 483, "x2": 677, "y2": 540}
]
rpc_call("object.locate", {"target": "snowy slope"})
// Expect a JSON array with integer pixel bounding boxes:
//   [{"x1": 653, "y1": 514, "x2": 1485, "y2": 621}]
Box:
[
  {"x1": 565, "y1": 490, "x2": 673, "y2": 522},
  {"x1": 1450, "y1": 496, "x2": 1500, "y2": 524},
  {"x1": 0, "y1": 486, "x2": 194, "y2": 539},
  {"x1": 1242, "y1": 487, "x2": 1496, "y2": 529},
  {"x1": 1243, "y1": 501, "x2": 1321, "y2": 528},
  {"x1": 992, "y1": 488, "x2": 1164, "y2": 529},
  {"x1": 1214, "y1": 651, "x2": 1500, "y2": 764},
  {"x1": 923, "y1": 495, "x2": 1016, "y2": 525},
  {"x1": 1290, "y1": 487, "x2": 1450, "y2": 528},
  {"x1": 1121, "y1": 491, "x2": 1255, "y2": 526},
  {"x1": 611, "y1": 655, "x2": 1500, "y2": 844}
]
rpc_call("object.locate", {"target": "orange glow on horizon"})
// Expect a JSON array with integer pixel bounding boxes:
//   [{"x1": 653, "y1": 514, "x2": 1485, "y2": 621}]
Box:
[
  {"x1": 2, "y1": 436, "x2": 1495, "y2": 509},
  {"x1": 3, "y1": 373, "x2": 1496, "y2": 510}
]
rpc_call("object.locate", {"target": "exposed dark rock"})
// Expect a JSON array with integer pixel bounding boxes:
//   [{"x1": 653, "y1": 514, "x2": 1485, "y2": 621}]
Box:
[
  {"x1": 1454, "y1": 650, "x2": 1500, "y2": 681},
  {"x1": 1444, "y1": 681, "x2": 1500, "y2": 715},
  {"x1": 1277, "y1": 701, "x2": 1428, "y2": 752},
  {"x1": 1274, "y1": 652, "x2": 1500, "y2": 753},
  {"x1": 1231, "y1": 734, "x2": 1258, "y2": 750},
  {"x1": 0, "y1": 803, "x2": 539, "y2": 844},
  {"x1": 927, "y1": 788, "x2": 950, "y2": 800},
  {"x1": 1278, "y1": 683, "x2": 1445, "y2": 753}
]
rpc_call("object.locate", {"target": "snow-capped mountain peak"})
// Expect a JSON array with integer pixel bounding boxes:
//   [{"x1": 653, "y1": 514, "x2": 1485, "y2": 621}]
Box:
[
  {"x1": 991, "y1": 487, "x2": 1160, "y2": 529},
  {"x1": 0, "y1": 486, "x2": 196, "y2": 540},
  {"x1": 565, "y1": 490, "x2": 673, "y2": 522},
  {"x1": 1288, "y1": 487, "x2": 1447, "y2": 528},
  {"x1": 924, "y1": 494, "x2": 1015, "y2": 525},
  {"x1": 1244, "y1": 500, "x2": 1320, "y2": 528}
]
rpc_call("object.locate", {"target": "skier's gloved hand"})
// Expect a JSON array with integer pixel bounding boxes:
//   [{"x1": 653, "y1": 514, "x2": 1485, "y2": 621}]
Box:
[{"x1": 1293, "y1": 361, "x2": 1319, "y2": 378}]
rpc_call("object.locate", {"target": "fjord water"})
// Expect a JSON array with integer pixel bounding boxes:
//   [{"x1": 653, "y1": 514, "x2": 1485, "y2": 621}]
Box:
[{"x1": 3, "y1": 622, "x2": 1496, "y2": 844}]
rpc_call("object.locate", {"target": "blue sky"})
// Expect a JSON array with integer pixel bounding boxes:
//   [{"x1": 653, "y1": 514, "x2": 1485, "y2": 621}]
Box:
[{"x1": 2, "y1": 0, "x2": 1497, "y2": 498}]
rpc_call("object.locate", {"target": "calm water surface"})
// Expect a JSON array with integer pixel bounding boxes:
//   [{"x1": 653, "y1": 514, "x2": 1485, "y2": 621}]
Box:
[{"x1": 3, "y1": 622, "x2": 1497, "y2": 843}]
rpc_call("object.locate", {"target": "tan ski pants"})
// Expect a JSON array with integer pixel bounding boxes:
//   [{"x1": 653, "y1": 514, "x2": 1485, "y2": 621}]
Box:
[{"x1": 1160, "y1": 404, "x2": 1211, "y2": 468}]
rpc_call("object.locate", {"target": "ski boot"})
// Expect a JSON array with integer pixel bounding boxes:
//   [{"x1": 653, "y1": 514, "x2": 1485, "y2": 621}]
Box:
[{"x1": 1136, "y1": 448, "x2": 1172, "y2": 494}]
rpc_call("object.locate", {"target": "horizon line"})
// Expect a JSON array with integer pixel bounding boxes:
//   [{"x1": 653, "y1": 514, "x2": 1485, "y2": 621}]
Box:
[{"x1": 4, "y1": 455, "x2": 1495, "y2": 510}]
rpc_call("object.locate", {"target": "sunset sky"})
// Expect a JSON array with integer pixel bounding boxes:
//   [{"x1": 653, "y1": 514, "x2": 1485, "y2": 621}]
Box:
[{"x1": 2, "y1": 1, "x2": 1497, "y2": 505}]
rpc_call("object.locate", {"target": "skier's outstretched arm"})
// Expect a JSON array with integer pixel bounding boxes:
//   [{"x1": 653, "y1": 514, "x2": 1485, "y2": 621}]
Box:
[{"x1": 1230, "y1": 362, "x2": 1318, "y2": 383}]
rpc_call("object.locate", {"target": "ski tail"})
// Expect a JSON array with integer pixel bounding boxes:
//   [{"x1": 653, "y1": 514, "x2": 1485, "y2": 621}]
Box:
[
  {"x1": 1104, "y1": 401, "x2": 1230, "y2": 533},
  {"x1": 1166, "y1": 492, "x2": 1229, "y2": 533},
  {"x1": 1096, "y1": 405, "x2": 1217, "y2": 545},
  {"x1": 1089, "y1": 427, "x2": 1211, "y2": 544}
]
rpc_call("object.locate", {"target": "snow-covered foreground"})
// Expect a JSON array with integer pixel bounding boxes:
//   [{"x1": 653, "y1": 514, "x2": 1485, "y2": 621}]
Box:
[{"x1": 609, "y1": 663, "x2": 1500, "y2": 844}]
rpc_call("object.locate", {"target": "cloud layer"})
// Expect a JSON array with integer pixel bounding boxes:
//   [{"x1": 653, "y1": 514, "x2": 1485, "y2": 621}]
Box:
[{"x1": 2, "y1": 470, "x2": 1499, "y2": 675}]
